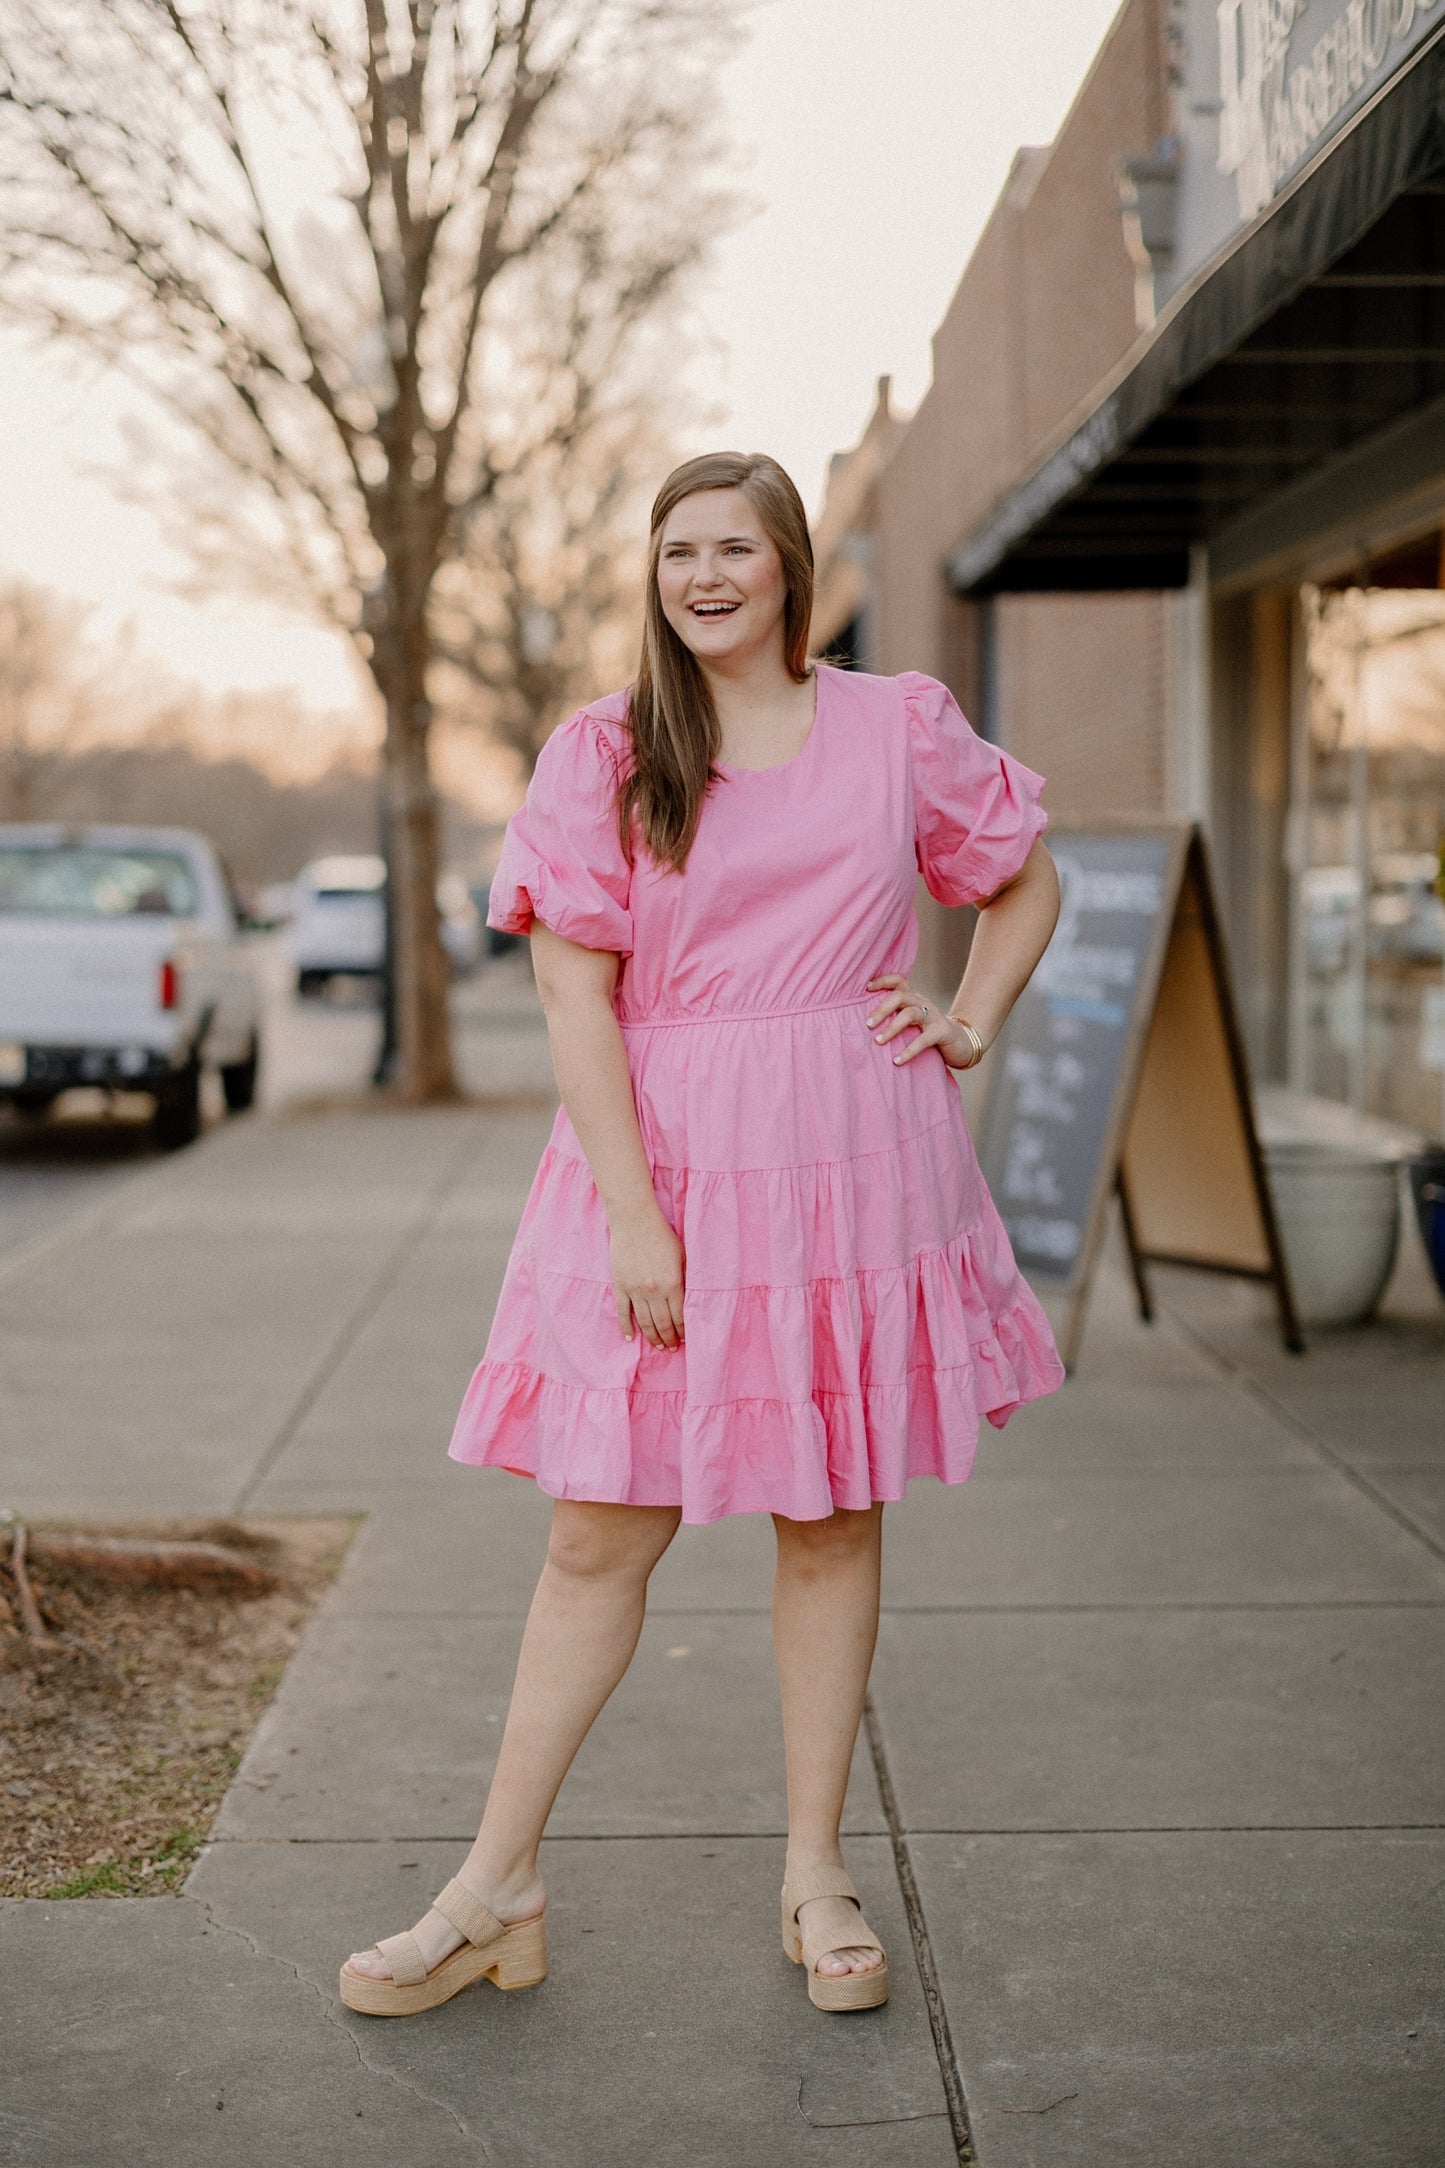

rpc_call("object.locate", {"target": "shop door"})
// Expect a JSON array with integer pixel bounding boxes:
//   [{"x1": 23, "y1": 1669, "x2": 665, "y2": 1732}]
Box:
[{"x1": 1292, "y1": 583, "x2": 1445, "y2": 1134}]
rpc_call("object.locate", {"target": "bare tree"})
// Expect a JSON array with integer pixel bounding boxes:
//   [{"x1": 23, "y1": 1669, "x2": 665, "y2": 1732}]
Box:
[
  {"x1": 433, "y1": 194, "x2": 719, "y2": 773},
  {"x1": 0, "y1": 577, "x2": 170, "y2": 818},
  {"x1": 0, "y1": 573, "x2": 386, "y2": 871},
  {"x1": 0, "y1": 581, "x2": 89, "y2": 820},
  {"x1": 0, "y1": 0, "x2": 737, "y2": 1098}
]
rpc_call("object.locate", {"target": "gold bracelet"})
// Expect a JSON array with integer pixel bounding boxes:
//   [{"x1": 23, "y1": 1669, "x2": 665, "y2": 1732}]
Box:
[{"x1": 946, "y1": 1013, "x2": 985, "y2": 1069}]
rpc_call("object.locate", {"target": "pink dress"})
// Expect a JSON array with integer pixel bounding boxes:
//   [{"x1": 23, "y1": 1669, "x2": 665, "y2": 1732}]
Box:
[{"x1": 449, "y1": 666, "x2": 1065, "y2": 1523}]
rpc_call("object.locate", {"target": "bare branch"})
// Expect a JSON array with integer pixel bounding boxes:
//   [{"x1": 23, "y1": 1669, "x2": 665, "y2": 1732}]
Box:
[{"x1": 0, "y1": 0, "x2": 744, "y2": 1098}]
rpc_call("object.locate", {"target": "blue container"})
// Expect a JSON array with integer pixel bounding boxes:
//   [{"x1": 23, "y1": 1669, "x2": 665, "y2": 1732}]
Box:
[{"x1": 1409, "y1": 1150, "x2": 1445, "y2": 1300}]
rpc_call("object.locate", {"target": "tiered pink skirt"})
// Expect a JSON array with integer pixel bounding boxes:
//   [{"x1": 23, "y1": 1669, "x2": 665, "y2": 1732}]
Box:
[{"x1": 449, "y1": 996, "x2": 1064, "y2": 1524}]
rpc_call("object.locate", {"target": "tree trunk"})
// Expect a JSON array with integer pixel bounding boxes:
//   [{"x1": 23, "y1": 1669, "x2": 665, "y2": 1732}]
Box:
[{"x1": 375, "y1": 645, "x2": 457, "y2": 1105}]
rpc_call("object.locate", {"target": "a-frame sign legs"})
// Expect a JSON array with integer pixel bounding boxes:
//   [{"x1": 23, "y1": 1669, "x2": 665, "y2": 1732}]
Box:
[
  {"x1": 1115, "y1": 1168, "x2": 1155, "y2": 1325},
  {"x1": 1054, "y1": 827, "x2": 1302, "y2": 1370}
]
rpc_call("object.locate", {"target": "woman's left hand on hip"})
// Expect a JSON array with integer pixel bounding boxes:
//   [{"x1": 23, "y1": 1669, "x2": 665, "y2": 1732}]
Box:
[{"x1": 865, "y1": 974, "x2": 985, "y2": 1071}]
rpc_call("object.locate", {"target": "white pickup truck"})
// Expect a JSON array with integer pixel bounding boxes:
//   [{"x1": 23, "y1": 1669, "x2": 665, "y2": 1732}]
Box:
[{"x1": 0, "y1": 823, "x2": 263, "y2": 1148}]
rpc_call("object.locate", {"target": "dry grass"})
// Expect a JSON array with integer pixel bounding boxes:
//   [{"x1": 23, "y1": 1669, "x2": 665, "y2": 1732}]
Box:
[{"x1": 0, "y1": 1518, "x2": 355, "y2": 1898}]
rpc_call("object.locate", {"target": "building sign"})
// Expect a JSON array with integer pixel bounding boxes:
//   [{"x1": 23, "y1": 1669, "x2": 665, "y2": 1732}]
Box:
[
  {"x1": 1217, "y1": 0, "x2": 1442, "y2": 220},
  {"x1": 1144, "y1": 0, "x2": 1445, "y2": 307}
]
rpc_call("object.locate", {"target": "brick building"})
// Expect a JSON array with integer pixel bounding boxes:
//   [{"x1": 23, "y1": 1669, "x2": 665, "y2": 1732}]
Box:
[{"x1": 815, "y1": 0, "x2": 1445, "y2": 1136}]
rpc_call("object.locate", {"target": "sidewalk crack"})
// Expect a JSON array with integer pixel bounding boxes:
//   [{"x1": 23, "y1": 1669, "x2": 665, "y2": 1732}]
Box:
[
  {"x1": 194, "y1": 1898, "x2": 479, "y2": 2153},
  {"x1": 796, "y1": 2075, "x2": 951, "y2": 2130}
]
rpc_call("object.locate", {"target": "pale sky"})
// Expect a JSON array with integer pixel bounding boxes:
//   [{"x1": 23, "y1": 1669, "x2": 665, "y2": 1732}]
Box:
[{"x1": 0, "y1": 0, "x2": 1125, "y2": 727}]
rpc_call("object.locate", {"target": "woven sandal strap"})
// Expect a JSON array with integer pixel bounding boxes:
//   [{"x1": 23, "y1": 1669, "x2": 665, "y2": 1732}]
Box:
[
  {"x1": 783, "y1": 1865, "x2": 859, "y2": 1923},
  {"x1": 432, "y1": 1876, "x2": 503, "y2": 1950},
  {"x1": 375, "y1": 1930, "x2": 429, "y2": 1987}
]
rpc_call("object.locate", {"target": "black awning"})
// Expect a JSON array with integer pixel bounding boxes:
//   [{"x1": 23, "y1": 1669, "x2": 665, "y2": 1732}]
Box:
[{"x1": 949, "y1": 35, "x2": 1445, "y2": 595}]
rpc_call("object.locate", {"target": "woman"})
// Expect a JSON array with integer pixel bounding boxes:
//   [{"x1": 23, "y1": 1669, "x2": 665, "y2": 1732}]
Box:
[{"x1": 341, "y1": 451, "x2": 1064, "y2": 2019}]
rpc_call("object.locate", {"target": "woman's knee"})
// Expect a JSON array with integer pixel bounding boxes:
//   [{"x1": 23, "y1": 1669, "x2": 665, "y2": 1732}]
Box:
[
  {"x1": 546, "y1": 1501, "x2": 680, "y2": 1586},
  {"x1": 774, "y1": 1504, "x2": 882, "y2": 1572}
]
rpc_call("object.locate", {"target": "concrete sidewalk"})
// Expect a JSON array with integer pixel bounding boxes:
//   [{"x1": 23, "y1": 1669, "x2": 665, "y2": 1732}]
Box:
[{"x1": 3, "y1": 1084, "x2": 1443, "y2": 2166}]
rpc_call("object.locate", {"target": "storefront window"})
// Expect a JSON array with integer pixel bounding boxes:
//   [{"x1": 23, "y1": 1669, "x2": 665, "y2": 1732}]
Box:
[{"x1": 1294, "y1": 585, "x2": 1445, "y2": 1134}]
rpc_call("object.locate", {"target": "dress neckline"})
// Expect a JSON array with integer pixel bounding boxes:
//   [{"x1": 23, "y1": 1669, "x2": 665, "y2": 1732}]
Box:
[{"x1": 713, "y1": 666, "x2": 826, "y2": 778}]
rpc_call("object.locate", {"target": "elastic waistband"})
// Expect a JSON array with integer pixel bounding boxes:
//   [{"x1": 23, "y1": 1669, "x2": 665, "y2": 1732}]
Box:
[{"x1": 618, "y1": 993, "x2": 869, "y2": 1032}]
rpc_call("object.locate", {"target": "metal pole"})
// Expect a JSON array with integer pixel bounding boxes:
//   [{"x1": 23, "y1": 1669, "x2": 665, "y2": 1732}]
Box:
[
  {"x1": 363, "y1": 572, "x2": 398, "y2": 1090},
  {"x1": 373, "y1": 782, "x2": 397, "y2": 1087},
  {"x1": 1347, "y1": 587, "x2": 1370, "y2": 1113}
]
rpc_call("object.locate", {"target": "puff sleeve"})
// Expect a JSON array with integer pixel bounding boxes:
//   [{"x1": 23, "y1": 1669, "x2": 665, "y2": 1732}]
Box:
[
  {"x1": 487, "y1": 709, "x2": 633, "y2": 953},
  {"x1": 903, "y1": 672, "x2": 1048, "y2": 908}
]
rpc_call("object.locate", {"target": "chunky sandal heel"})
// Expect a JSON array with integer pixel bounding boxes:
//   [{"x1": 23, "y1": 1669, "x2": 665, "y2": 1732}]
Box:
[
  {"x1": 339, "y1": 1876, "x2": 548, "y2": 2018},
  {"x1": 486, "y1": 1911, "x2": 548, "y2": 1990},
  {"x1": 781, "y1": 1864, "x2": 889, "y2": 2014}
]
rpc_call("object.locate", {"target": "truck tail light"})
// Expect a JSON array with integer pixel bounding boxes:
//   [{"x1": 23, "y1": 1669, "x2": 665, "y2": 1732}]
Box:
[{"x1": 158, "y1": 958, "x2": 180, "y2": 1011}]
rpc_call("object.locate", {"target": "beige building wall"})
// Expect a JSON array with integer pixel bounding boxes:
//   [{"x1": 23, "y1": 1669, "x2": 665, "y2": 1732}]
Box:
[
  {"x1": 810, "y1": 377, "x2": 907, "y2": 661},
  {"x1": 1000, "y1": 592, "x2": 1168, "y2": 816},
  {"x1": 841, "y1": 0, "x2": 1174, "y2": 990}
]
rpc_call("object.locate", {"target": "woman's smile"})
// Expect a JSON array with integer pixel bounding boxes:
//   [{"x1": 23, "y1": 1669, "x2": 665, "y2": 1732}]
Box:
[{"x1": 655, "y1": 485, "x2": 793, "y2": 665}]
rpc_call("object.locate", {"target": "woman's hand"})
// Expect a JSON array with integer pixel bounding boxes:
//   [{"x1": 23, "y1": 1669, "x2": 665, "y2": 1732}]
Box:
[
  {"x1": 865, "y1": 974, "x2": 985, "y2": 1071},
  {"x1": 531, "y1": 926, "x2": 687, "y2": 1353},
  {"x1": 609, "y1": 1203, "x2": 686, "y2": 1350}
]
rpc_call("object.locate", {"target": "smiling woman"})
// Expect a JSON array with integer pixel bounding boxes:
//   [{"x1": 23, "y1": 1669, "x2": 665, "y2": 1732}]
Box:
[
  {"x1": 341, "y1": 449, "x2": 1065, "y2": 2027},
  {"x1": 621, "y1": 453, "x2": 820, "y2": 868}
]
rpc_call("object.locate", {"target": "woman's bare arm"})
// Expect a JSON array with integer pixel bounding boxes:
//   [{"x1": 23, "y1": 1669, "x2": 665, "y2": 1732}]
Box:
[
  {"x1": 867, "y1": 840, "x2": 1060, "y2": 1066},
  {"x1": 531, "y1": 923, "x2": 684, "y2": 1350},
  {"x1": 944, "y1": 839, "x2": 1060, "y2": 1049}
]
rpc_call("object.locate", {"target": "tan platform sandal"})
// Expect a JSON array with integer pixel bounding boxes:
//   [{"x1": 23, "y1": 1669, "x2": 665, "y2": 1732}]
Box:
[
  {"x1": 781, "y1": 1864, "x2": 890, "y2": 2013},
  {"x1": 338, "y1": 1876, "x2": 547, "y2": 2018}
]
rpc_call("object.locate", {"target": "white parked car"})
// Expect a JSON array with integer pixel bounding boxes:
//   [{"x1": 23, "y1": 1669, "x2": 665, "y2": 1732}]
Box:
[
  {"x1": 0, "y1": 823, "x2": 263, "y2": 1148},
  {"x1": 437, "y1": 870, "x2": 484, "y2": 976},
  {"x1": 254, "y1": 879, "x2": 297, "y2": 929},
  {"x1": 287, "y1": 854, "x2": 386, "y2": 994},
  {"x1": 287, "y1": 854, "x2": 482, "y2": 993},
  {"x1": 1369, "y1": 852, "x2": 1445, "y2": 965}
]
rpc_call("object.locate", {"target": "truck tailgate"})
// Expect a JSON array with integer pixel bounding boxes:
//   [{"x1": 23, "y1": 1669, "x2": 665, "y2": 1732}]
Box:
[{"x1": 0, "y1": 919, "x2": 183, "y2": 1045}]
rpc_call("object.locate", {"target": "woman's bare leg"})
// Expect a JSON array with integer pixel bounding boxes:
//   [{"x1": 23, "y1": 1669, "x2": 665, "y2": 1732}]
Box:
[
  {"x1": 348, "y1": 1497, "x2": 680, "y2": 1979},
  {"x1": 771, "y1": 1503, "x2": 885, "y2": 1976}
]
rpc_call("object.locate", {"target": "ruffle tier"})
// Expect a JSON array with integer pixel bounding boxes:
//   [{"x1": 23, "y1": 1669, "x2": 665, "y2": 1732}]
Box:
[{"x1": 449, "y1": 1004, "x2": 1064, "y2": 1523}]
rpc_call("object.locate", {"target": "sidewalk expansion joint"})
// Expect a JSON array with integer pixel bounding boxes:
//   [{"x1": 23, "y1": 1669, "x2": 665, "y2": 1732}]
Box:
[
  {"x1": 203, "y1": 1829, "x2": 892, "y2": 1846},
  {"x1": 199, "y1": 1820, "x2": 1445, "y2": 1851},
  {"x1": 1163, "y1": 1304, "x2": 1445, "y2": 1569},
  {"x1": 875, "y1": 1598, "x2": 1445, "y2": 1614},
  {"x1": 315, "y1": 1597, "x2": 1445, "y2": 1621},
  {"x1": 863, "y1": 1694, "x2": 976, "y2": 2168},
  {"x1": 855, "y1": 1821, "x2": 1445, "y2": 1837},
  {"x1": 192, "y1": 1893, "x2": 479, "y2": 2150},
  {"x1": 231, "y1": 1124, "x2": 491, "y2": 1516}
]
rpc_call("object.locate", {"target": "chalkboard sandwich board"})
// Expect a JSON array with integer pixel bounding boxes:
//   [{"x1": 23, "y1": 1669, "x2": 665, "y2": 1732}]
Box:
[{"x1": 973, "y1": 820, "x2": 1301, "y2": 1369}]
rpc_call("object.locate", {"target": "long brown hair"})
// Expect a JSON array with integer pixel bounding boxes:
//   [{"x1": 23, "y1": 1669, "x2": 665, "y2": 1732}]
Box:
[{"x1": 620, "y1": 451, "x2": 814, "y2": 871}]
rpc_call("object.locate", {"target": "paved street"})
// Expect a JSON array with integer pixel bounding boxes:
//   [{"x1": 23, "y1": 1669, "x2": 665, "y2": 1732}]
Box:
[
  {"x1": 0, "y1": 939, "x2": 549, "y2": 1261},
  {"x1": 2, "y1": 1043, "x2": 1442, "y2": 2165}
]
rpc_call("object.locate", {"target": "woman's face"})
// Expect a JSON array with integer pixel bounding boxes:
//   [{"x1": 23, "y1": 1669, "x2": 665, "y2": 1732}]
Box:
[{"x1": 655, "y1": 487, "x2": 788, "y2": 671}]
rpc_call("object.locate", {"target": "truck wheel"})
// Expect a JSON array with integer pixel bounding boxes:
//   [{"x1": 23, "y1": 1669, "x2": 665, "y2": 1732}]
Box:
[
  {"x1": 221, "y1": 1036, "x2": 260, "y2": 1113},
  {"x1": 153, "y1": 1061, "x2": 202, "y2": 1150},
  {"x1": 11, "y1": 1091, "x2": 58, "y2": 1121}
]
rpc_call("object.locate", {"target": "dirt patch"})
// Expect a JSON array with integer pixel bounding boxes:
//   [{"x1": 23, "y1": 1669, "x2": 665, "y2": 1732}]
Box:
[{"x1": 0, "y1": 1518, "x2": 355, "y2": 1898}]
